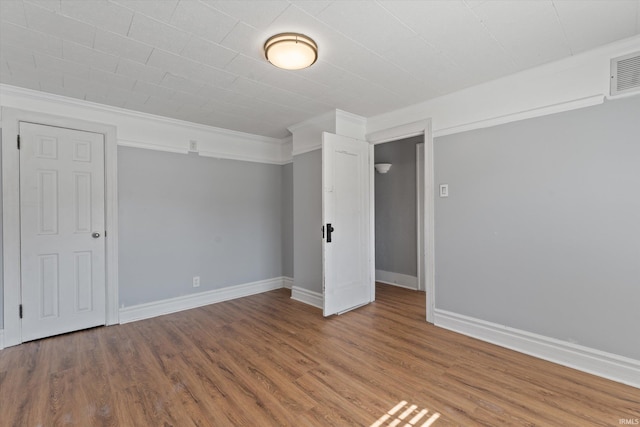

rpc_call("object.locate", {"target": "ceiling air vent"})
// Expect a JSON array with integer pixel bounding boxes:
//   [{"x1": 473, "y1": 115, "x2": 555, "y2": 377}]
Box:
[{"x1": 610, "y1": 51, "x2": 640, "y2": 96}]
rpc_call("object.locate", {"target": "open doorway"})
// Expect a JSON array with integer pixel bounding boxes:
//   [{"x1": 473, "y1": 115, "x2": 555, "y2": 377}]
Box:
[
  {"x1": 374, "y1": 136, "x2": 422, "y2": 290},
  {"x1": 367, "y1": 118, "x2": 434, "y2": 323},
  {"x1": 373, "y1": 136, "x2": 425, "y2": 313}
]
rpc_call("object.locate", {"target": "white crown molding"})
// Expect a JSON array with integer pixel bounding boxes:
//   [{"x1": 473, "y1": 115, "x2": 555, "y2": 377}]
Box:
[
  {"x1": 0, "y1": 84, "x2": 282, "y2": 144},
  {"x1": 367, "y1": 119, "x2": 431, "y2": 144},
  {"x1": 119, "y1": 137, "x2": 292, "y2": 165},
  {"x1": 280, "y1": 136, "x2": 293, "y2": 164},
  {"x1": 292, "y1": 144, "x2": 321, "y2": 157},
  {"x1": 118, "y1": 138, "x2": 189, "y2": 154},
  {"x1": 287, "y1": 110, "x2": 335, "y2": 133},
  {"x1": 336, "y1": 109, "x2": 367, "y2": 126},
  {"x1": 287, "y1": 110, "x2": 367, "y2": 154},
  {"x1": 433, "y1": 95, "x2": 605, "y2": 138},
  {"x1": 335, "y1": 109, "x2": 367, "y2": 140},
  {"x1": 0, "y1": 84, "x2": 292, "y2": 165},
  {"x1": 435, "y1": 309, "x2": 640, "y2": 389},
  {"x1": 367, "y1": 35, "x2": 640, "y2": 138},
  {"x1": 198, "y1": 148, "x2": 286, "y2": 165},
  {"x1": 291, "y1": 286, "x2": 323, "y2": 309},
  {"x1": 119, "y1": 277, "x2": 286, "y2": 324},
  {"x1": 288, "y1": 110, "x2": 336, "y2": 156}
]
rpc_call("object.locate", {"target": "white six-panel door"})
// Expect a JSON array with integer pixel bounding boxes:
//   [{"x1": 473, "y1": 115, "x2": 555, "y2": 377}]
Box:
[
  {"x1": 19, "y1": 122, "x2": 106, "y2": 342},
  {"x1": 322, "y1": 132, "x2": 372, "y2": 316}
]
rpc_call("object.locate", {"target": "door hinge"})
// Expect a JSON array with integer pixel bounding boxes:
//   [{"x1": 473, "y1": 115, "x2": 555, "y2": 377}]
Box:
[
  {"x1": 104, "y1": 230, "x2": 107, "y2": 237},
  {"x1": 17, "y1": 135, "x2": 20, "y2": 149},
  {"x1": 19, "y1": 304, "x2": 23, "y2": 319}
]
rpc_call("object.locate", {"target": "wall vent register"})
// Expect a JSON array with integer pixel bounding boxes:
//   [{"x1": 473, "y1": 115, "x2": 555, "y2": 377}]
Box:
[{"x1": 610, "y1": 51, "x2": 640, "y2": 96}]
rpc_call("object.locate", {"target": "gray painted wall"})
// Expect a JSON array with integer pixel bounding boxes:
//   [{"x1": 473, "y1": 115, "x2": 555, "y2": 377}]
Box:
[
  {"x1": 118, "y1": 146, "x2": 283, "y2": 307},
  {"x1": 374, "y1": 136, "x2": 421, "y2": 276},
  {"x1": 281, "y1": 162, "x2": 293, "y2": 278},
  {"x1": 434, "y1": 95, "x2": 640, "y2": 360},
  {"x1": 293, "y1": 150, "x2": 322, "y2": 294}
]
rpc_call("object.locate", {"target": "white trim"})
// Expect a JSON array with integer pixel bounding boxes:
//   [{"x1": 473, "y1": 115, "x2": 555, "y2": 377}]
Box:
[
  {"x1": 292, "y1": 145, "x2": 321, "y2": 157},
  {"x1": 1, "y1": 107, "x2": 119, "y2": 347},
  {"x1": 432, "y1": 95, "x2": 605, "y2": 138},
  {"x1": 282, "y1": 276, "x2": 293, "y2": 289},
  {"x1": 289, "y1": 111, "x2": 337, "y2": 156},
  {"x1": 424, "y1": 121, "x2": 435, "y2": 324},
  {"x1": 606, "y1": 90, "x2": 640, "y2": 101},
  {"x1": 435, "y1": 309, "x2": 640, "y2": 389},
  {"x1": 198, "y1": 148, "x2": 288, "y2": 165},
  {"x1": 287, "y1": 110, "x2": 335, "y2": 133},
  {"x1": 104, "y1": 121, "x2": 119, "y2": 327},
  {"x1": 416, "y1": 143, "x2": 425, "y2": 292},
  {"x1": 367, "y1": 119, "x2": 435, "y2": 324},
  {"x1": 118, "y1": 138, "x2": 189, "y2": 154},
  {"x1": 375, "y1": 270, "x2": 418, "y2": 290},
  {"x1": 367, "y1": 120, "x2": 429, "y2": 144},
  {"x1": 0, "y1": 330, "x2": 4, "y2": 350},
  {"x1": 366, "y1": 36, "x2": 640, "y2": 137},
  {"x1": 119, "y1": 277, "x2": 285, "y2": 324},
  {"x1": 0, "y1": 84, "x2": 291, "y2": 165},
  {"x1": 335, "y1": 109, "x2": 367, "y2": 140},
  {"x1": 369, "y1": 143, "x2": 375, "y2": 302},
  {"x1": 335, "y1": 109, "x2": 368, "y2": 127},
  {"x1": 291, "y1": 286, "x2": 323, "y2": 309},
  {"x1": 279, "y1": 137, "x2": 293, "y2": 164},
  {"x1": 118, "y1": 138, "x2": 292, "y2": 165},
  {"x1": 0, "y1": 84, "x2": 283, "y2": 145}
]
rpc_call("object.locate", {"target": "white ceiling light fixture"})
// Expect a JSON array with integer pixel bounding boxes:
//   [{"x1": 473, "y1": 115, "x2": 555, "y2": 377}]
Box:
[{"x1": 264, "y1": 33, "x2": 318, "y2": 70}]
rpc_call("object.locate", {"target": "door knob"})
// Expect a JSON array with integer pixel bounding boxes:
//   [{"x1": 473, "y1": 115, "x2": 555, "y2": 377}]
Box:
[{"x1": 92, "y1": 232, "x2": 100, "y2": 238}]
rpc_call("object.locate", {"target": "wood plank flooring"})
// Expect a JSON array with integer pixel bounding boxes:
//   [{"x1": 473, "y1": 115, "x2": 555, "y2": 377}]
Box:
[{"x1": 1, "y1": 283, "x2": 638, "y2": 426}]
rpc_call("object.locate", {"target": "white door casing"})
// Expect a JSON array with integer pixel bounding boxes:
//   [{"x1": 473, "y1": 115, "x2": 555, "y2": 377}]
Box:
[
  {"x1": 322, "y1": 132, "x2": 372, "y2": 316},
  {"x1": 417, "y1": 143, "x2": 425, "y2": 292},
  {"x1": 366, "y1": 119, "x2": 434, "y2": 323},
  {"x1": 19, "y1": 123, "x2": 106, "y2": 341},
  {"x1": 2, "y1": 107, "x2": 119, "y2": 349}
]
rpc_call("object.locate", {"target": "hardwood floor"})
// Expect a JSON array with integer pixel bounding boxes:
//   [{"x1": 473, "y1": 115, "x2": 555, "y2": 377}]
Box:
[{"x1": 1, "y1": 283, "x2": 638, "y2": 426}]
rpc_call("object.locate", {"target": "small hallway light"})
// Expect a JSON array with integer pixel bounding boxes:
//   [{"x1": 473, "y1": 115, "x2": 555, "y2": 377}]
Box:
[
  {"x1": 264, "y1": 33, "x2": 318, "y2": 70},
  {"x1": 375, "y1": 163, "x2": 392, "y2": 174}
]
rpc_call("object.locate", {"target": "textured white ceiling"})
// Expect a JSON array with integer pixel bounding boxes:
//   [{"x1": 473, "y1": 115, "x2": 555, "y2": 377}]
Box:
[{"x1": 1, "y1": 0, "x2": 639, "y2": 138}]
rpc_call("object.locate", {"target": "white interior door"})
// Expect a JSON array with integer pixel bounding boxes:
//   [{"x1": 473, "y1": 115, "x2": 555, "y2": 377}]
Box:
[
  {"x1": 20, "y1": 122, "x2": 106, "y2": 342},
  {"x1": 322, "y1": 132, "x2": 372, "y2": 316}
]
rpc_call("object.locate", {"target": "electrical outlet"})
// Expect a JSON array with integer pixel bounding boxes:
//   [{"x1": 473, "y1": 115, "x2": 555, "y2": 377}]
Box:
[
  {"x1": 189, "y1": 140, "x2": 198, "y2": 152},
  {"x1": 192, "y1": 276, "x2": 200, "y2": 288}
]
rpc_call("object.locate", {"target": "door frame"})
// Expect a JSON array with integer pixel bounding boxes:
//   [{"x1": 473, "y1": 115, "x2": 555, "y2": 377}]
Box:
[
  {"x1": 417, "y1": 143, "x2": 425, "y2": 292},
  {"x1": 366, "y1": 119, "x2": 435, "y2": 323},
  {"x1": 1, "y1": 108, "x2": 119, "y2": 347}
]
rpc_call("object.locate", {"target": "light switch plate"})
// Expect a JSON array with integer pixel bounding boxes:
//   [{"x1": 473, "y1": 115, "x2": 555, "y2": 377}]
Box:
[{"x1": 439, "y1": 184, "x2": 449, "y2": 198}]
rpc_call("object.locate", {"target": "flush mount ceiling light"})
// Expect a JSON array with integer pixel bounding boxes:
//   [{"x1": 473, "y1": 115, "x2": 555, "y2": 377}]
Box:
[{"x1": 264, "y1": 33, "x2": 318, "y2": 70}]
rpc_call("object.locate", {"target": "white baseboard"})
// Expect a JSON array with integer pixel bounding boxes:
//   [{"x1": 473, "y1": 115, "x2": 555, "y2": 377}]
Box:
[
  {"x1": 119, "y1": 277, "x2": 286, "y2": 324},
  {"x1": 282, "y1": 276, "x2": 293, "y2": 289},
  {"x1": 375, "y1": 270, "x2": 418, "y2": 290},
  {"x1": 291, "y1": 286, "x2": 323, "y2": 309},
  {"x1": 0, "y1": 330, "x2": 4, "y2": 350},
  {"x1": 435, "y1": 309, "x2": 640, "y2": 389}
]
